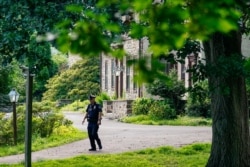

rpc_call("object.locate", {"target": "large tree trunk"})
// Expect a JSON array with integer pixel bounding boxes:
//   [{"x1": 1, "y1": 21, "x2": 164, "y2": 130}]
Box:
[{"x1": 204, "y1": 31, "x2": 250, "y2": 167}]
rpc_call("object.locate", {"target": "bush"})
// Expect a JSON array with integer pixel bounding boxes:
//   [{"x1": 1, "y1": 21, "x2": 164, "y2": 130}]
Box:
[
  {"x1": 60, "y1": 100, "x2": 88, "y2": 111},
  {"x1": 132, "y1": 98, "x2": 154, "y2": 115},
  {"x1": 32, "y1": 101, "x2": 73, "y2": 138},
  {"x1": 132, "y1": 98, "x2": 176, "y2": 120},
  {"x1": 96, "y1": 92, "x2": 111, "y2": 106},
  {"x1": 146, "y1": 69, "x2": 186, "y2": 114},
  {"x1": 0, "y1": 101, "x2": 73, "y2": 145},
  {"x1": 0, "y1": 116, "x2": 13, "y2": 145},
  {"x1": 186, "y1": 80, "x2": 211, "y2": 118},
  {"x1": 148, "y1": 100, "x2": 176, "y2": 120},
  {"x1": 186, "y1": 103, "x2": 211, "y2": 118}
]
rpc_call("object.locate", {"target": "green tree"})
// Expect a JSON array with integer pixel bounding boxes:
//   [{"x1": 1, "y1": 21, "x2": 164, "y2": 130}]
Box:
[
  {"x1": 0, "y1": 58, "x2": 25, "y2": 101},
  {"x1": 53, "y1": 0, "x2": 250, "y2": 166},
  {"x1": 0, "y1": 0, "x2": 83, "y2": 98},
  {"x1": 43, "y1": 56, "x2": 100, "y2": 101}
]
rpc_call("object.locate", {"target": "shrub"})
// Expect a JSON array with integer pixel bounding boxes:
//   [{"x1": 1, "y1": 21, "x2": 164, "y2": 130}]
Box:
[
  {"x1": 148, "y1": 100, "x2": 176, "y2": 120},
  {"x1": 60, "y1": 100, "x2": 88, "y2": 111},
  {"x1": 96, "y1": 92, "x2": 111, "y2": 106},
  {"x1": 0, "y1": 101, "x2": 73, "y2": 145},
  {"x1": 186, "y1": 103, "x2": 211, "y2": 118},
  {"x1": 0, "y1": 117, "x2": 13, "y2": 145},
  {"x1": 53, "y1": 125, "x2": 74, "y2": 136},
  {"x1": 31, "y1": 101, "x2": 73, "y2": 138},
  {"x1": 132, "y1": 98, "x2": 154, "y2": 115},
  {"x1": 146, "y1": 69, "x2": 186, "y2": 114},
  {"x1": 186, "y1": 80, "x2": 211, "y2": 118}
]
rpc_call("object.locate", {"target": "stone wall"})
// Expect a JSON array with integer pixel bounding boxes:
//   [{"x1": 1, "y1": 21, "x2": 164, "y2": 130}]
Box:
[
  {"x1": 101, "y1": 37, "x2": 149, "y2": 100},
  {"x1": 103, "y1": 100, "x2": 133, "y2": 119}
]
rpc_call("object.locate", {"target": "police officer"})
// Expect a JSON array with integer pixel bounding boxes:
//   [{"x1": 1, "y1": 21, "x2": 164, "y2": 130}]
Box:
[{"x1": 82, "y1": 95, "x2": 102, "y2": 151}]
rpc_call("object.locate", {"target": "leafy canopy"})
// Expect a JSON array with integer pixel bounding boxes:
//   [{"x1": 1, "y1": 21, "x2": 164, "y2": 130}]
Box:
[
  {"x1": 54, "y1": 0, "x2": 244, "y2": 84},
  {"x1": 0, "y1": 0, "x2": 83, "y2": 97},
  {"x1": 42, "y1": 56, "x2": 100, "y2": 101}
]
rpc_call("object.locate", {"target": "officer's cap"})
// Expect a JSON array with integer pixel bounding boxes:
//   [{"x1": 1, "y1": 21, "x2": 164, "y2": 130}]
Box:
[{"x1": 89, "y1": 94, "x2": 96, "y2": 99}]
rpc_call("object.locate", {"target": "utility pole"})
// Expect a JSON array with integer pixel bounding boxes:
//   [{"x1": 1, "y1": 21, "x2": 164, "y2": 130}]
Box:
[{"x1": 21, "y1": 66, "x2": 34, "y2": 167}]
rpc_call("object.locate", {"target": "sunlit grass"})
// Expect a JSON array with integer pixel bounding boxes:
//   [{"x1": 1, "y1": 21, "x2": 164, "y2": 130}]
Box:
[
  {"x1": 121, "y1": 115, "x2": 212, "y2": 126},
  {"x1": 0, "y1": 126, "x2": 87, "y2": 157},
  {"x1": 1, "y1": 143, "x2": 210, "y2": 167},
  {"x1": 60, "y1": 100, "x2": 88, "y2": 112}
]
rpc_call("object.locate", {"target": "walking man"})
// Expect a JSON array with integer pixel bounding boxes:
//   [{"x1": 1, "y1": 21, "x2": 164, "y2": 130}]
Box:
[{"x1": 82, "y1": 95, "x2": 102, "y2": 151}]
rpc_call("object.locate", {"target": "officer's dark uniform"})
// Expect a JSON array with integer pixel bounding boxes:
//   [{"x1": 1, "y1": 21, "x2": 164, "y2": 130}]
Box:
[{"x1": 86, "y1": 101, "x2": 102, "y2": 151}]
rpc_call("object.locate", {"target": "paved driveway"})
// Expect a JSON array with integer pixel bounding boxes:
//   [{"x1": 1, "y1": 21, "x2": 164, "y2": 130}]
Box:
[{"x1": 0, "y1": 112, "x2": 212, "y2": 164}]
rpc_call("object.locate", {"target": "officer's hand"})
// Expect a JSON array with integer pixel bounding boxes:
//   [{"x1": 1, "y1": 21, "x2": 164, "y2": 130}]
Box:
[
  {"x1": 98, "y1": 120, "x2": 101, "y2": 125},
  {"x1": 82, "y1": 120, "x2": 85, "y2": 125}
]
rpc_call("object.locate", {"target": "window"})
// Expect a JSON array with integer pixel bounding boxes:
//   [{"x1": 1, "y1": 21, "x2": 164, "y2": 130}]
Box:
[
  {"x1": 111, "y1": 59, "x2": 115, "y2": 89},
  {"x1": 104, "y1": 60, "x2": 108, "y2": 89},
  {"x1": 126, "y1": 66, "x2": 130, "y2": 91},
  {"x1": 181, "y1": 64, "x2": 185, "y2": 81}
]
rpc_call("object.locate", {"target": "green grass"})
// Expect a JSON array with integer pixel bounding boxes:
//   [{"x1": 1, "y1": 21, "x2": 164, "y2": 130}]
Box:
[
  {"x1": 0, "y1": 126, "x2": 87, "y2": 157},
  {"x1": 0, "y1": 143, "x2": 210, "y2": 167},
  {"x1": 121, "y1": 115, "x2": 212, "y2": 126},
  {"x1": 60, "y1": 100, "x2": 88, "y2": 112}
]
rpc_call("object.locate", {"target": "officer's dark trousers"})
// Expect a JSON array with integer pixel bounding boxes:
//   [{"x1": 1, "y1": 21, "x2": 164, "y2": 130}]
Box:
[{"x1": 87, "y1": 122, "x2": 102, "y2": 149}]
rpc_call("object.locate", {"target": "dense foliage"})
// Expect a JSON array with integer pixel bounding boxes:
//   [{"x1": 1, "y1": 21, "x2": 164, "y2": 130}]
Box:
[
  {"x1": 132, "y1": 98, "x2": 176, "y2": 120},
  {"x1": 0, "y1": 0, "x2": 83, "y2": 98},
  {"x1": 52, "y1": 1, "x2": 250, "y2": 166},
  {"x1": 148, "y1": 100, "x2": 176, "y2": 120},
  {"x1": 132, "y1": 98, "x2": 153, "y2": 115},
  {"x1": 0, "y1": 101, "x2": 72, "y2": 145},
  {"x1": 186, "y1": 80, "x2": 211, "y2": 117},
  {"x1": 146, "y1": 70, "x2": 186, "y2": 114},
  {"x1": 42, "y1": 56, "x2": 100, "y2": 101}
]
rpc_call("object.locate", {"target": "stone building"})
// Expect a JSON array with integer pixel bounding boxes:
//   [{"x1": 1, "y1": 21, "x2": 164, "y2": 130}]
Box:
[
  {"x1": 99, "y1": 18, "x2": 250, "y2": 118},
  {"x1": 100, "y1": 37, "x2": 148, "y2": 119},
  {"x1": 101, "y1": 37, "x2": 148, "y2": 100},
  {"x1": 100, "y1": 36, "x2": 201, "y2": 119}
]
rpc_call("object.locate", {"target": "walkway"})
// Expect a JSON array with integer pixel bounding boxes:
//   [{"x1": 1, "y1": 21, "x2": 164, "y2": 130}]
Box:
[{"x1": 0, "y1": 112, "x2": 212, "y2": 164}]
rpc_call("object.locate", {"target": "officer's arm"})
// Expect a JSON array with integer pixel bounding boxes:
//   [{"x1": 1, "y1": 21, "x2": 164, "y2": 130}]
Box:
[
  {"x1": 82, "y1": 112, "x2": 88, "y2": 124},
  {"x1": 98, "y1": 105, "x2": 102, "y2": 124},
  {"x1": 82, "y1": 105, "x2": 89, "y2": 124},
  {"x1": 97, "y1": 112, "x2": 102, "y2": 125},
  {"x1": 98, "y1": 112, "x2": 102, "y2": 121}
]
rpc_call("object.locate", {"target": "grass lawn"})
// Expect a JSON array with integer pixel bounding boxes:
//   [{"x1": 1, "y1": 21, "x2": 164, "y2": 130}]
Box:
[
  {"x1": 0, "y1": 126, "x2": 87, "y2": 157},
  {"x1": 0, "y1": 115, "x2": 212, "y2": 166},
  {"x1": 1, "y1": 143, "x2": 211, "y2": 167},
  {"x1": 121, "y1": 115, "x2": 212, "y2": 126}
]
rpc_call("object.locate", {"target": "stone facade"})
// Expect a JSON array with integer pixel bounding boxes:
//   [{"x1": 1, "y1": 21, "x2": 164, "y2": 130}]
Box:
[
  {"x1": 100, "y1": 37, "x2": 200, "y2": 118},
  {"x1": 242, "y1": 35, "x2": 250, "y2": 57},
  {"x1": 101, "y1": 37, "x2": 149, "y2": 118},
  {"x1": 103, "y1": 100, "x2": 133, "y2": 119},
  {"x1": 101, "y1": 34, "x2": 249, "y2": 118},
  {"x1": 101, "y1": 37, "x2": 149, "y2": 100}
]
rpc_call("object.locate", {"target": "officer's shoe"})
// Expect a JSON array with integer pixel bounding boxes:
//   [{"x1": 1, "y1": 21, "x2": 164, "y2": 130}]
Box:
[
  {"x1": 99, "y1": 145, "x2": 102, "y2": 150},
  {"x1": 89, "y1": 148, "x2": 96, "y2": 151}
]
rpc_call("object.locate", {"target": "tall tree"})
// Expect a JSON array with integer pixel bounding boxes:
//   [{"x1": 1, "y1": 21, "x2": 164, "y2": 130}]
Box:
[
  {"x1": 54, "y1": 0, "x2": 250, "y2": 166},
  {"x1": 204, "y1": 31, "x2": 249, "y2": 167},
  {"x1": 42, "y1": 56, "x2": 100, "y2": 101},
  {"x1": 0, "y1": 0, "x2": 83, "y2": 98}
]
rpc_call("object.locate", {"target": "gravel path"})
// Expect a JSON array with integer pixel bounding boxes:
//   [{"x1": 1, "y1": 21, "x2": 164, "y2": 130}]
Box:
[{"x1": 0, "y1": 112, "x2": 212, "y2": 164}]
